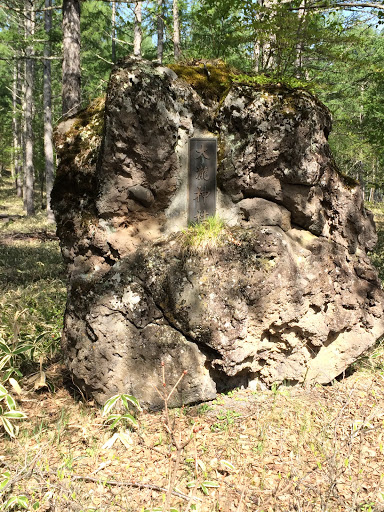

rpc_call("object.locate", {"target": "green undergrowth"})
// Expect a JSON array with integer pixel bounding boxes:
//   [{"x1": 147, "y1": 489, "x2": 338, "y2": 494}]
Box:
[
  {"x1": 0, "y1": 177, "x2": 56, "y2": 235},
  {"x1": 0, "y1": 241, "x2": 66, "y2": 351},
  {"x1": 0, "y1": 176, "x2": 66, "y2": 363},
  {"x1": 367, "y1": 201, "x2": 384, "y2": 283},
  {"x1": 359, "y1": 200, "x2": 384, "y2": 371}
]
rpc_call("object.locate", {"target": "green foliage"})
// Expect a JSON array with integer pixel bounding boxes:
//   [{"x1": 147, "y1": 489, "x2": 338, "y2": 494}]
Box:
[
  {"x1": 3, "y1": 494, "x2": 29, "y2": 511},
  {"x1": 81, "y1": 1, "x2": 115, "y2": 104},
  {"x1": 367, "y1": 204, "x2": 384, "y2": 283},
  {"x1": 0, "y1": 178, "x2": 66, "y2": 361},
  {"x1": 0, "y1": 330, "x2": 34, "y2": 382},
  {"x1": 185, "y1": 0, "x2": 245, "y2": 63},
  {"x1": 314, "y1": 25, "x2": 384, "y2": 191},
  {"x1": 0, "y1": 239, "x2": 66, "y2": 358},
  {"x1": 0, "y1": 383, "x2": 26, "y2": 438},
  {"x1": 186, "y1": 479, "x2": 219, "y2": 495}
]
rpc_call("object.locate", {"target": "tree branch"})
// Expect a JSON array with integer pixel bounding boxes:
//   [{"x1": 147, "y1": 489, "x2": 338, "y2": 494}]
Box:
[
  {"x1": 289, "y1": 0, "x2": 384, "y2": 10},
  {"x1": 0, "y1": 56, "x2": 62, "y2": 61},
  {"x1": 70, "y1": 474, "x2": 202, "y2": 502}
]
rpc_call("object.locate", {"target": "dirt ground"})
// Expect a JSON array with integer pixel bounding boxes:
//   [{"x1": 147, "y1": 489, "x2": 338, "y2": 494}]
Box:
[{"x1": 1, "y1": 361, "x2": 384, "y2": 512}]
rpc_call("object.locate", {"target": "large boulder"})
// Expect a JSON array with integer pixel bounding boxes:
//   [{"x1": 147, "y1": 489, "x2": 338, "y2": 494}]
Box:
[{"x1": 52, "y1": 58, "x2": 384, "y2": 408}]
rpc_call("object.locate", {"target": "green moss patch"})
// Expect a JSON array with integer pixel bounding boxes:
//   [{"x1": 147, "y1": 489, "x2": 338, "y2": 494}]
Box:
[
  {"x1": 169, "y1": 62, "x2": 316, "y2": 103},
  {"x1": 70, "y1": 96, "x2": 105, "y2": 137},
  {"x1": 54, "y1": 97, "x2": 105, "y2": 178},
  {"x1": 231, "y1": 73, "x2": 316, "y2": 93},
  {"x1": 169, "y1": 63, "x2": 232, "y2": 103}
]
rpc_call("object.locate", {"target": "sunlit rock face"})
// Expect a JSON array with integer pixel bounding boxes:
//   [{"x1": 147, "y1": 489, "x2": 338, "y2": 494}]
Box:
[{"x1": 52, "y1": 57, "x2": 384, "y2": 408}]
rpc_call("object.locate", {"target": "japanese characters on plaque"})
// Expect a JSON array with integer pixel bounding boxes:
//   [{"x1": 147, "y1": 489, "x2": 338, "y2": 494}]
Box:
[{"x1": 188, "y1": 138, "x2": 217, "y2": 224}]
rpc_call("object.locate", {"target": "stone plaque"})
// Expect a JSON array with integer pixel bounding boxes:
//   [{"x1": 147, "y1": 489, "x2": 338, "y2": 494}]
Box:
[{"x1": 188, "y1": 138, "x2": 217, "y2": 224}]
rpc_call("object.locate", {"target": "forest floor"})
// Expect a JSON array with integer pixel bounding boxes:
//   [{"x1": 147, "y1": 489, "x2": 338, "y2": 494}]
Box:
[{"x1": 1, "y1": 174, "x2": 384, "y2": 512}]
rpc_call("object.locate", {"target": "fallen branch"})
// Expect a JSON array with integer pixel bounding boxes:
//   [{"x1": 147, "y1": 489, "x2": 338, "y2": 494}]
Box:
[
  {"x1": 0, "y1": 450, "x2": 42, "y2": 495},
  {"x1": 70, "y1": 474, "x2": 202, "y2": 502}
]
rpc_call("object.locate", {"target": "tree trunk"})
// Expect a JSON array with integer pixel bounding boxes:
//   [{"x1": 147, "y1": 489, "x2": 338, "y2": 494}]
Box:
[
  {"x1": 20, "y1": 59, "x2": 26, "y2": 201},
  {"x1": 173, "y1": 0, "x2": 181, "y2": 61},
  {"x1": 253, "y1": 41, "x2": 261, "y2": 72},
  {"x1": 261, "y1": 0, "x2": 275, "y2": 71},
  {"x1": 24, "y1": 0, "x2": 35, "y2": 216},
  {"x1": 253, "y1": 0, "x2": 263, "y2": 71},
  {"x1": 14, "y1": 60, "x2": 23, "y2": 198},
  {"x1": 295, "y1": 0, "x2": 306, "y2": 77},
  {"x1": 262, "y1": 35, "x2": 275, "y2": 70},
  {"x1": 12, "y1": 61, "x2": 19, "y2": 189},
  {"x1": 112, "y1": 1, "x2": 116, "y2": 64},
  {"x1": 62, "y1": 0, "x2": 81, "y2": 116},
  {"x1": 44, "y1": 0, "x2": 55, "y2": 223},
  {"x1": 134, "y1": 2, "x2": 142, "y2": 57},
  {"x1": 369, "y1": 187, "x2": 375, "y2": 202},
  {"x1": 157, "y1": 0, "x2": 164, "y2": 63}
]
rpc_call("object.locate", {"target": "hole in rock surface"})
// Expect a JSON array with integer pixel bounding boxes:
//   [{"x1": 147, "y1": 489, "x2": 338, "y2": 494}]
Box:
[{"x1": 207, "y1": 365, "x2": 249, "y2": 394}]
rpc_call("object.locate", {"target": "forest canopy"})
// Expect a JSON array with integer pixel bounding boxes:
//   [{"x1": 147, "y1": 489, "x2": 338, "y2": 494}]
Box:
[{"x1": 2, "y1": 0, "x2": 384, "y2": 218}]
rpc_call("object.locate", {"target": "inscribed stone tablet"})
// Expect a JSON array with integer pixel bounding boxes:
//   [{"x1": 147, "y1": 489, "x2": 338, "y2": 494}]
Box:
[{"x1": 188, "y1": 138, "x2": 217, "y2": 224}]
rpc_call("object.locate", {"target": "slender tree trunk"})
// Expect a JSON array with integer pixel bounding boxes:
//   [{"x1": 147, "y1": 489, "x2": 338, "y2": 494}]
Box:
[
  {"x1": 19, "y1": 58, "x2": 26, "y2": 201},
  {"x1": 295, "y1": 0, "x2": 306, "y2": 77},
  {"x1": 253, "y1": 0, "x2": 263, "y2": 71},
  {"x1": 22, "y1": 14, "x2": 27, "y2": 208},
  {"x1": 253, "y1": 41, "x2": 261, "y2": 72},
  {"x1": 112, "y1": 1, "x2": 116, "y2": 63},
  {"x1": 14, "y1": 60, "x2": 23, "y2": 197},
  {"x1": 369, "y1": 160, "x2": 376, "y2": 202},
  {"x1": 369, "y1": 187, "x2": 375, "y2": 202},
  {"x1": 157, "y1": 0, "x2": 164, "y2": 63},
  {"x1": 134, "y1": 2, "x2": 142, "y2": 57},
  {"x1": 62, "y1": 0, "x2": 81, "y2": 116},
  {"x1": 173, "y1": 0, "x2": 181, "y2": 61},
  {"x1": 260, "y1": 0, "x2": 276, "y2": 71},
  {"x1": 24, "y1": 0, "x2": 35, "y2": 216},
  {"x1": 12, "y1": 62, "x2": 18, "y2": 183},
  {"x1": 262, "y1": 35, "x2": 275, "y2": 70},
  {"x1": 44, "y1": 0, "x2": 55, "y2": 223}
]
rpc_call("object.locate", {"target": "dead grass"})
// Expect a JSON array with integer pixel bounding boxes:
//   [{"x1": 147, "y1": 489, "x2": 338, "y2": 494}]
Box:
[
  {"x1": 1, "y1": 177, "x2": 384, "y2": 512},
  {"x1": 1, "y1": 368, "x2": 384, "y2": 512}
]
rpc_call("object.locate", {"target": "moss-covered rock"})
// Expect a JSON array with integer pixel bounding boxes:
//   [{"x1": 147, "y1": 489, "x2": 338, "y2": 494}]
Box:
[{"x1": 52, "y1": 58, "x2": 384, "y2": 408}]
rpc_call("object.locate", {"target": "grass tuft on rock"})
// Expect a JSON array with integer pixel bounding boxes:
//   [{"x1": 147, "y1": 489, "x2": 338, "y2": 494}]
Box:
[{"x1": 181, "y1": 215, "x2": 226, "y2": 254}]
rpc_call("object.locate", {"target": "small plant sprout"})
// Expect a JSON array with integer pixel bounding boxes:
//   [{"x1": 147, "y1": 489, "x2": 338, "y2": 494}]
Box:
[
  {"x1": 220, "y1": 459, "x2": 235, "y2": 473},
  {"x1": 102, "y1": 393, "x2": 142, "y2": 429},
  {"x1": 186, "y1": 479, "x2": 219, "y2": 496},
  {"x1": 101, "y1": 393, "x2": 142, "y2": 449}
]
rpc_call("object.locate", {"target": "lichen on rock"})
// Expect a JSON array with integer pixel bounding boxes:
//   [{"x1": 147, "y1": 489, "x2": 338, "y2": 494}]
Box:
[{"x1": 52, "y1": 57, "x2": 384, "y2": 408}]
